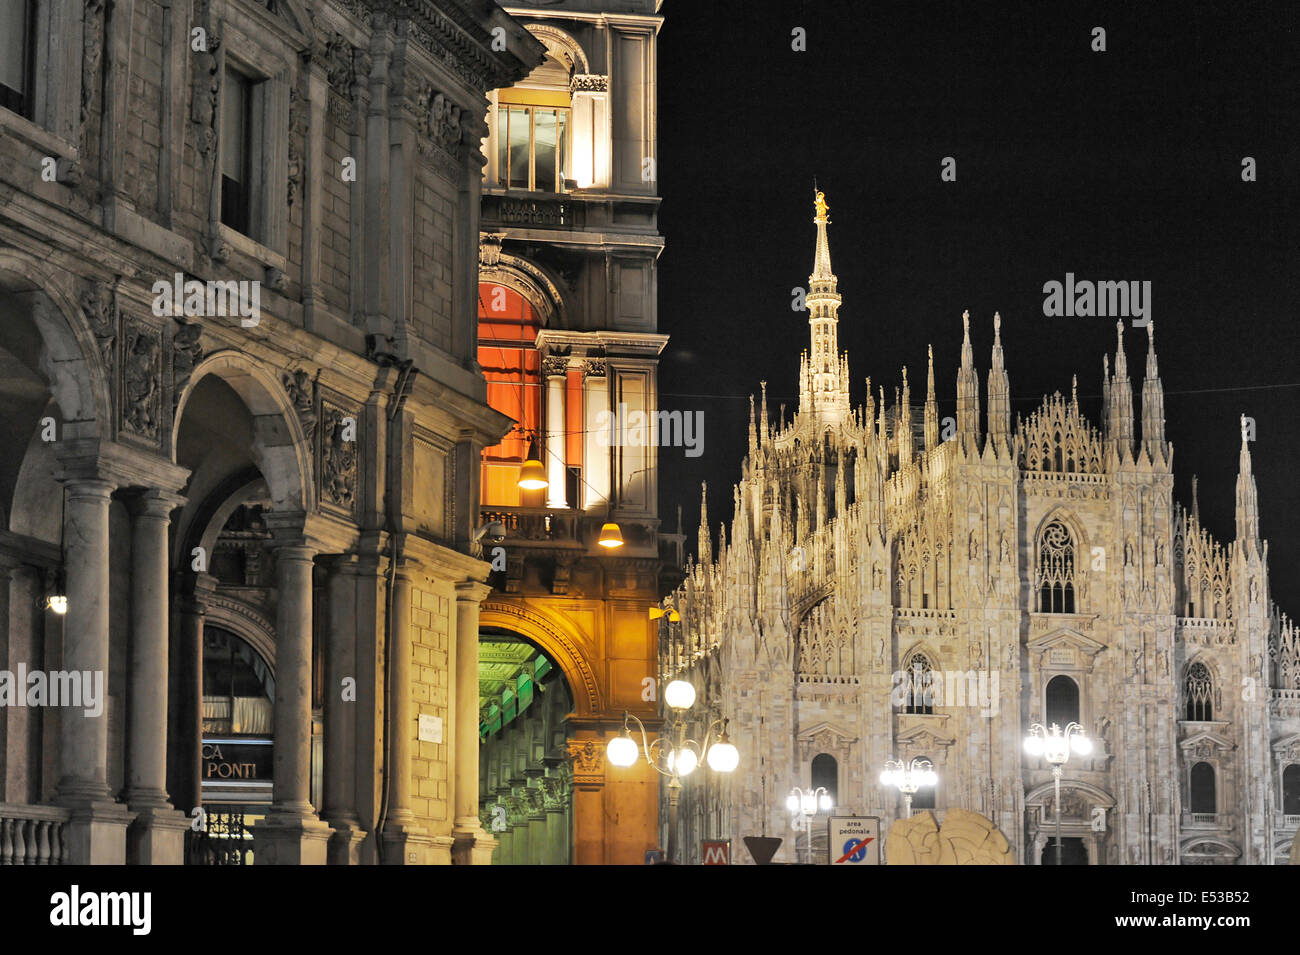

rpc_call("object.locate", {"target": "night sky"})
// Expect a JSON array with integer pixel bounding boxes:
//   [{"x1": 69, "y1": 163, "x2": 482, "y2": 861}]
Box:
[{"x1": 654, "y1": 1, "x2": 1300, "y2": 606}]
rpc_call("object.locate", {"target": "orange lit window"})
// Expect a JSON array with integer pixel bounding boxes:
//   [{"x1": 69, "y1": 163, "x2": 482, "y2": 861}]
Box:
[{"x1": 479, "y1": 282, "x2": 542, "y2": 506}]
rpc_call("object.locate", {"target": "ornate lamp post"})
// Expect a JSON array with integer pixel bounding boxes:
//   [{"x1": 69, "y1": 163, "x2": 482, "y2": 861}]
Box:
[
  {"x1": 879, "y1": 757, "x2": 937, "y2": 819},
  {"x1": 786, "y1": 786, "x2": 833, "y2": 865},
  {"x1": 604, "y1": 678, "x2": 739, "y2": 864},
  {"x1": 1024, "y1": 721, "x2": 1092, "y2": 866}
]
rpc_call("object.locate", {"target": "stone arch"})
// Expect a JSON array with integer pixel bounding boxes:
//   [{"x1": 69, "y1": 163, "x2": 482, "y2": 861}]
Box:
[
  {"x1": 173, "y1": 350, "x2": 314, "y2": 513},
  {"x1": 1025, "y1": 778, "x2": 1115, "y2": 810},
  {"x1": 0, "y1": 250, "x2": 112, "y2": 434},
  {"x1": 203, "y1": 593, "x2": 278, "y2": 677},
  {"x1": 1181, "y1": 837, "x2": 1241, "y2": 864},
  {"x1": 480, "y1": 250, "x2": 569, "y2": 329},
  {"x1": 480, "y1": 601, "x2": 603, "y2": 717},
  {"x1": 521, "y1": 23, "x2": 589, "y2": 76}
]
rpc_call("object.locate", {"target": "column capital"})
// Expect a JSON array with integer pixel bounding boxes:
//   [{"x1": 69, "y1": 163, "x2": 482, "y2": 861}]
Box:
[
  {"x1": 454, "y1": 579, "x2": 493, "y2": 603},
  {"x1": 126, "y1": 488, "x2": 187, "y2": 519},
  {"x1": 61, "y1": 477, "x2": 117, "y2": 502}
]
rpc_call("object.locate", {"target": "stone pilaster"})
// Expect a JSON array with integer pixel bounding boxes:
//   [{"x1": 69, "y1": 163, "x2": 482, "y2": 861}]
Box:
[
  {"x1": 324, "y1": 555, "x2": 366, "y2": 864},
  {"x1": 452, "y1": 580, "x2": 495, "y2": 864}
]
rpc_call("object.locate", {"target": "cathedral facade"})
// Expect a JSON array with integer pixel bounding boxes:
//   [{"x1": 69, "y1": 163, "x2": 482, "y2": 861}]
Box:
[{"x1": 663, "y1": 193, "x2": 1300, "y2": 865}]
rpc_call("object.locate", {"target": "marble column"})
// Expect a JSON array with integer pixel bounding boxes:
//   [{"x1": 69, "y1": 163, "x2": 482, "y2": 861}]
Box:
[
  {"x1": 56, "y1": 479, "x2": 130, "y2": 863},
  {"x1": 253, "y1": 543, "x2": 332, "y2": 864},
  {"x1": 452, "y1": 580, "x2": 495, "y2": 864},
  {"x1": 324, "y1": 556, "x2": 365, "y2": 863},
  {"x1": 544, "y1": 357, "x2": 568, "y2": 508},
  {"x1": 125, "y1": 491, "x2": 190, "y2": 864}
]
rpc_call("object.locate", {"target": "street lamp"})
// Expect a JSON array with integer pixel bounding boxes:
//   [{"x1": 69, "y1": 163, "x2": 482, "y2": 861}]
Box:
[
  {"x1": 786, "y1": 786, "x2": 833, "y2": 864},
  {"x1": 604, "y1": 683, "x2": 738, "y2": 864},
  {"x1": 879, "y1": 757, "x2": 937, "y2": 819},
  {"x1": 1024, "y1": 721, "x2": 1092, "y2": 866}
]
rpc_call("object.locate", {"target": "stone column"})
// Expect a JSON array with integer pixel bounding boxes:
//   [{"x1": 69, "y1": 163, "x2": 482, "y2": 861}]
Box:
[
  {"x1": 253, "y1": 544, "x2": 332, "y2": 864},
  {"x1": 544, "y1": 358, "x2": 568, "y2": 508},
  {"x1": 323, "y1": 556, "x2": 365, "y2": 863},
  {"x1": 169, "y1": 576, "x2": 211, "y2": 816},
  {"x1": 125, "y1": 491, "x2": 189, "y2": 864},
  {"x1": 1, "y1": 560, "x2": 41, "y2": 804},
  {"x1": 56, "y1": 479, "x2": 131, "y2": 863},
  {"x1": 582, "y1": 359, "x2": 610, "y2": 508},
  {"x1": 452, "y1": 580, "x2": 495, "y2": 864}
]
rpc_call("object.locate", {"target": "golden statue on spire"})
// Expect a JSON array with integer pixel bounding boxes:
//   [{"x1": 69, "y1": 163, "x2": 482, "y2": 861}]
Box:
[{"x1": 814, "y1": 190, "x2": 829, "y2": 219}]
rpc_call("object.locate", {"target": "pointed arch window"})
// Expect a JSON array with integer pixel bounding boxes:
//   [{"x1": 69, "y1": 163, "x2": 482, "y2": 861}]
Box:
[
  {"x1": 1185, "y1": 662, "x2": 1213, "y2": 722},
  {"x1": 1036, "y1": 520, "x2": 1076, "y2": 614},
  {"x1": 902, "y1": 651, "x2": 935, "y2": 715}
]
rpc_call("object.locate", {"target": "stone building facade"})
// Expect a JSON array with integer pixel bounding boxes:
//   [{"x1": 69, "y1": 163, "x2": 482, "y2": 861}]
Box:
[
  {"x1": 473, "y1": 0, "x2": 669, "y2": 866},
  {"x1": 0, "y1": 0, "x2": 546, "y2": 863},
  {"x1": 663, "y1": 192, "x2": 1300, "y2": 865}
]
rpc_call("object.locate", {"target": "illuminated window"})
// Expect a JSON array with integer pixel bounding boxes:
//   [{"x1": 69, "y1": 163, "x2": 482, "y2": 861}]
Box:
[
  {"x1": 0, "y1": 0, "x2": 33, "y2": 116},
  {"x1": 478, "y1": 282, "x2": 542, "y2": 506},
  {"x1": 497, "y1": 105, "x2": 570, "y2": 192}
]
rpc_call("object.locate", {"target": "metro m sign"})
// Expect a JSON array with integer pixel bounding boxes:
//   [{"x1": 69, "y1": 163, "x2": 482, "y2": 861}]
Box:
[{"x1": 701, "y1": 840, "x2": 730, "y2": 865}]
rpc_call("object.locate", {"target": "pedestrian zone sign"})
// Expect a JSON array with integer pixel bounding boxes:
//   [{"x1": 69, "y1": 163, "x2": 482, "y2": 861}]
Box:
[{"x1": 828, "y1": 816, "x2": 879, "y2": 865}]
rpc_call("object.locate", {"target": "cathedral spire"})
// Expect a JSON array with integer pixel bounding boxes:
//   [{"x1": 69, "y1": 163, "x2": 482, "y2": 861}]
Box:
[
  {"x1": 1191, "y1": 474, "x2": 1200, "y2": 524},
  {"x1": 799, "y1": 190, "x2": 850, "y2": 427},
  {"x1": 986, "y1": 311, "x2": 1011, "y2": 453},
  {"x1": 898, "y1": 368, "x2": 913, "y2": 463},
  {"x1": 1236, "y1": 415, "x2": 1260, "y2": 544},
  {"x1": 1108, "y1": 321, "x2": 1134, "y2": 462},
  {"x1": 956, "y1": 310, "x2": 981, "y2": 454},
  {"x1": 1140, "y1": 319, "x2": 1168, "y2": 462},
  {"x1": 698, "y1": 482, "x2": 712, "y2": 564},
  {"x1": 748, "y1": 393, "x2": 758, "y2": 456},
  {"x1": 924, "y1": 345, "x2": 938, "y2": 451}
]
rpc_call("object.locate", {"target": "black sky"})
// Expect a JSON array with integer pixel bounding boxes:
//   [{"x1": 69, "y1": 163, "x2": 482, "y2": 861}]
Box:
[{"x1": 654, "y1": 0, "x2": 1300, "y2": 605}]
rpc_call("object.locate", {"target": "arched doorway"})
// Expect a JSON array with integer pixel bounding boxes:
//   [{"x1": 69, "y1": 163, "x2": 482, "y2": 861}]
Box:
[
  {"x1": 478, "y1": 628, "x2": 573, "y2": 864},
  {"x1": 191, "y1": 626, "x2": 275, "y2": 864}
]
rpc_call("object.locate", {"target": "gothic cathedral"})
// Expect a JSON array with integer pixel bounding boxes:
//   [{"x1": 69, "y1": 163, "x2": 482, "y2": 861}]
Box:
[{"x1": 663, "y1": 193, "x2": 1300, "y2": 865}]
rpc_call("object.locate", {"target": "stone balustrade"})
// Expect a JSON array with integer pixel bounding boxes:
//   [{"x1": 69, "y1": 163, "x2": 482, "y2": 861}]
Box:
[{"x1": 0, "y1": 804, "x2": 71, "y2": 864}]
